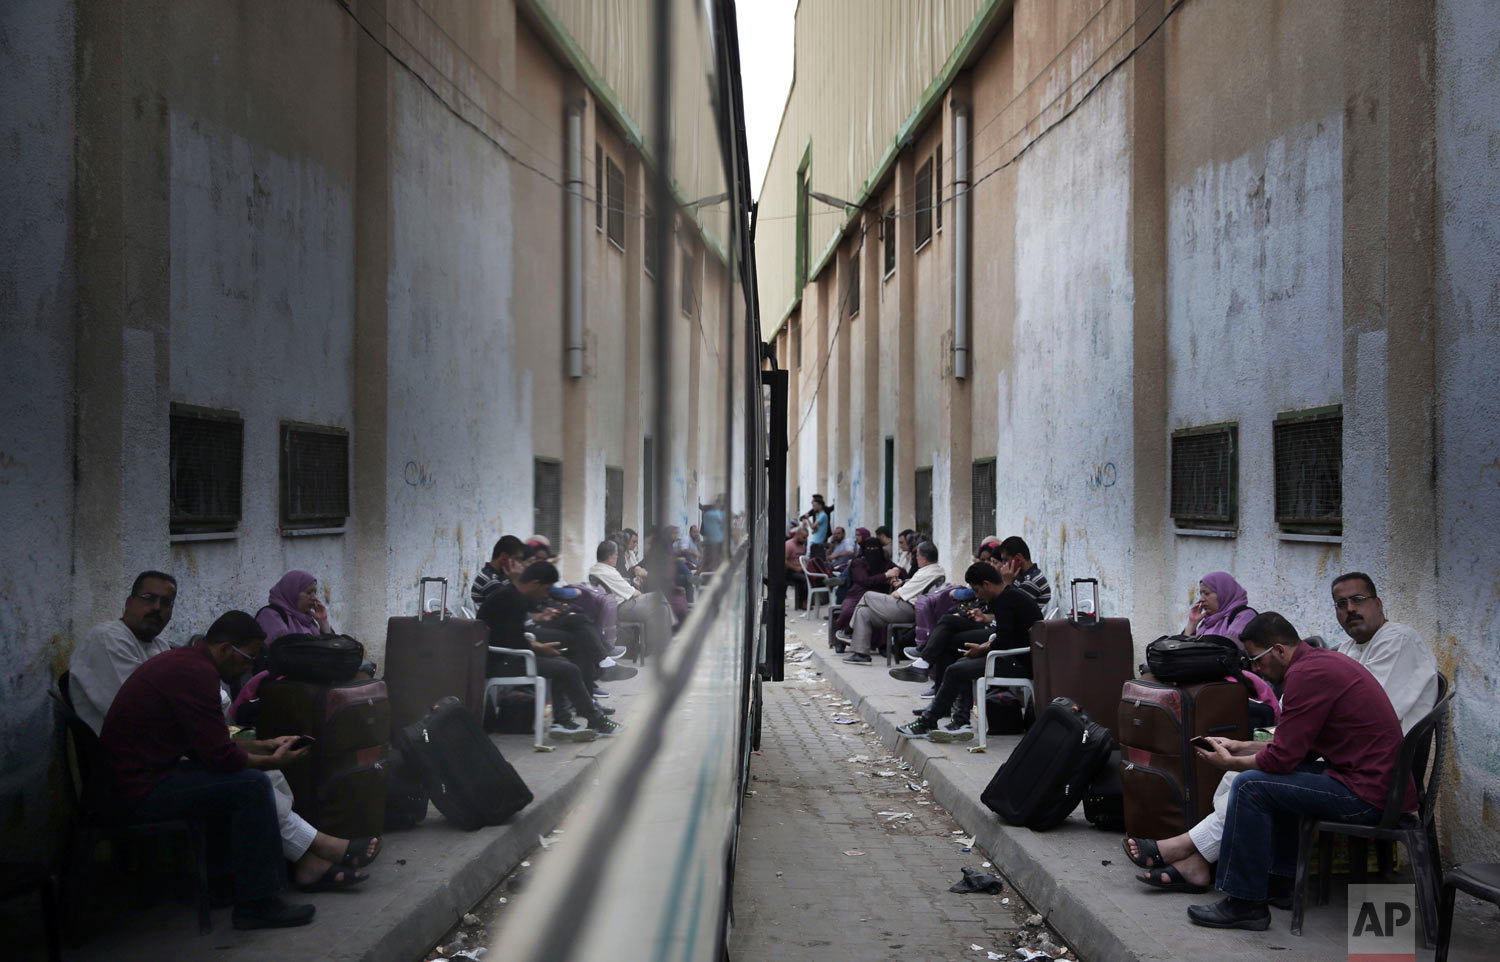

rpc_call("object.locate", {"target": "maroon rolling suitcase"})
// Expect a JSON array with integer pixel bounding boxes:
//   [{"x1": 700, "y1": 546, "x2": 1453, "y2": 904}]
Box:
[
  {"x1": 1118, "y1": 674, "x2": 1250, "y2": 839},
  {"x1": 384, "y1": 577, "x2": 489, "y2": 731},
  {"x1": 1028, "y1": 578, "x2": 1134, "y2": 740}
]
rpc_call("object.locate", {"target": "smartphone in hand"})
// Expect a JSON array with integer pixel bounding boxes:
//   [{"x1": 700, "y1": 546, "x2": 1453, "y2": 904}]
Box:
[
  {"x1": 1190, "y1": 736, "x2": 1214, "y2": 752},
  {"x1": 290, "y1": 735, "x2": 317, "y2": 751}
]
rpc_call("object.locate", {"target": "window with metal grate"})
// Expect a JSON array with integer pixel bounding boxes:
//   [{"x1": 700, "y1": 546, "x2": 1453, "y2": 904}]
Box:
[
  {"x1": 971, "y1": 459, "x2": 996, "y2": 551},
  {"x1": 533, "y1": 458, "x2": 562, "y2": 548},
  {"x1": 883, "y1": 206, "x2": 896, "y2": 276},
  {"x1": 280, "y1": 423, "x2": 349, "y2": 529},
  {"x1": 170, "y1": 405, "x2": 243, "y2": 535},
  {"x1": 605, "y1": 465, "x2": 624, "y2": 539},
  {"x1": 595, "y1": 143, "x2": 603, "y2": 230},
  {"x1": 914, "y1": 158, "x2": 933, "y2": 250},
  {"x1": 606, "y1": 157, "x2": 625, "y2": 250},
  {"x1": 1170, "y1": 424, "x2": 1238, "y2": 529},
  {"x1": 847, "y1": 252, "x2": 860, "y2": 317},
  {"x1": 935, "y1": 144, "x2": 943, "y2": 231},
  {"x1": 915, "y1": 466, "x2": 933, "y2": 538},
  {"x1": 1273, "y1": 409, "x2": 1342, "y2": 534}
]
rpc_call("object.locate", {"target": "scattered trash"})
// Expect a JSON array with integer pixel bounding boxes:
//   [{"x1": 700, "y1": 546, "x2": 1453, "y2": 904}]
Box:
[
  {"x1": 988, "y1": 953, "x2": 1007, "y2": 960},
  {"x1": 843, "y1": 850, "x2": 865, "y2": 857},
  {"x1": 396, "y1": 859, "x2": 407, "y2": 866},
  {"x1": 744, "y1": 790, "x2": 757, "y2": 797},
  {"x1": 878, "y1": 811, "x2": 914, "y2": 822},
  {"x1": 970, "y1": 945, "x2": 985, "y2": 952},
  {"x1": 899, "y1": 762, "x2": 912, "y2": 771},
  {"x1": 956, "y1": 835, "x2": 975, "y2": 851},
  {"x1": 775, "y1": 871, "x2": 783, "y2": 877},
  {"x1": 834, "y1": 718, "x2": 858, "y2": 725},
  {"x1": 907, "y1": 781, "x2": 926, "y2": 792},
  {"x1": 1025, "y1": 913, "x2": 1044, "y2": 927},
  {"x1": 521, "y1": 861, "x2": 531, "y2": 868},
  {"x1": 847, "y1": 754, "x2": 871, "y2": 763},
  {"x1": 874, "y1": 770, "x2": 898, "y2": 777},
  {"x1": 1001, "y1": 897, "x2": 1010, "y2": 904},
  {"x1": 982, "y1": 861, "x2": 992, "y2": 868},
  {"x1": 949, "y1": 866, "x2": 1005, "y2": 895},
  {"x1": 1014, "y1": 950, "x2": 1050, "y2": 962},
  {"x1": 952, "y1": 830, "x2": 965, "y2": 835},
  {"x1": 538, "y1": 835, "x2": 552, "y2": 850},
  {"x1": 462, "y1": 913, "x2": 480, "y2": 925},
  {"x1": 498, "y1": 897, "x2": 507, "y2": 904},
  {"x1": 1100, "y1": 859, "x2": 1110, "y2": 866}
]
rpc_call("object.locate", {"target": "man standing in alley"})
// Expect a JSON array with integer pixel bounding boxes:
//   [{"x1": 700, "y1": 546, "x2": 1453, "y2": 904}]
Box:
[
  {"x1": 807, "y1": 493, "x2": 831, "y2": 565},
  {"x1": 70, "y1": 570, "x2": 178, "y2": 733}
]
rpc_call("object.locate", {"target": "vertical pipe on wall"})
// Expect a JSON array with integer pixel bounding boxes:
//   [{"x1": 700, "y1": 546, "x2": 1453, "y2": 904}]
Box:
[
  {"x1": 952, "y1": 100, "x2": 970, "y2": 380},
  {"x1": 566, "y1": 103, "x2": 584, "y2": 378}
]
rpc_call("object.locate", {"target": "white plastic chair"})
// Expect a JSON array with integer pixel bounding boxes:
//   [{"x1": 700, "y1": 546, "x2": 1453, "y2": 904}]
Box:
[
  {"x1": 801, "y1": 552, "x2": 833, "y2": 620},
  {"x1": 974, "y1": 632, "x2": 1035, "y2": 749},
  {"x1": 1042, "y1": 603, "x2": 1058, "y2": 621},
  {"x1": 485, "y1": 632, "x2": 549, "y2": 749}
]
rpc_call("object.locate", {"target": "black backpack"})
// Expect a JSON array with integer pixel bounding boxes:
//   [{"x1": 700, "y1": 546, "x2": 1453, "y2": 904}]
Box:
[
  {"x1": 1144, "y1": 633, "x2": 1242, "y2": 684},
  {"x1": 266, "y1": 632, "x2": 365, "y2": 684}
]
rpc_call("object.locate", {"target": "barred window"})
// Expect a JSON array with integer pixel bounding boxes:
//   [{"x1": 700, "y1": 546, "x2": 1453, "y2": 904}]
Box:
[
  {"x1": 605, "y1": 465, "x2": 624, "y2": 539},
  {"x1": 792, "y1": 318, "x2": 801, "y2": 369},
  {"x1": 280, "y1": 423, "x2": 349, "y2": 529},
  {"x1": 643, "y1": 205, "x2": 657, "y2": 276},
  {"x1": 847, "y1": 253, "x2": 860, "y2": 317},
  {"x1": 606, "y1": 157, "x2": 625, "y2": 250},
  {"x1": 971, "y1": 459, "x2": 996, "y2": 551},
  {"x1": 935, "y1": 145, "x2": 943, "y2": 231},
  {"x1": 170, "y1": 404, "x2": 243, "y2": 535},
  {"x1": 1170, "y1": 424, "x2": 1237, "y2": 529},
  {"x1": 914, "y1": 466, "x2": 933, "y2": 538},
  {"x1": 1274, "y1": 409, "x2": 1342, "y2": 533},
  {"x1": 533, "y1": 458, "x2": 562, "y2": 548},
  {"x1": 883, "y1": 206, "x2": 896, "y2": 276},
  {"x1": 914, "y1": 158, "x2": 933, "y2": 250},
  {"x1": 595, "y1": 144, "x2": 603, "y2": 230}
]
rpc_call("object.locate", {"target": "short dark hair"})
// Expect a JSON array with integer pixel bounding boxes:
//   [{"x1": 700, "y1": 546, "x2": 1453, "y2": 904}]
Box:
[
  {"x1": 130, "y1": 570, "x2": 177, "y2": 596},
  {"x1": 899, "y1": 528, "x2": 914, "y2": 538},
  {"x1": 518, "y1": 561, "x2": 559, "y2": 585},
  {"x1": 997, "y1": 536, "x2": 1031, "y2": 561},
  {"x1": 204, "y1": 610, "x2": 265, "y2": 646},
  {"x1": 875, "y1": 526, "x2": 891, "y2": 538},
  {"x1": 1331, "y1": 572, "x2": 1378, "y2": 598},
  {"x1": 1241, "y1": 611, "x2": 1300, "y2": 651},
  {"x1": 597, "y1": 540, "x2": 619, "y2": 562},
  {"x1": 916, "y1": 541, "x2": 939, "y2": 563},
  {"x1": 491, "y1": 535, "x2": 525, "y2": 560},
  {"x1": 812, "y1": 493, "x2": 825, "y2": 504},
  {"x1": 965, "y1": 562, "x2": 1001, "y2": 585}
]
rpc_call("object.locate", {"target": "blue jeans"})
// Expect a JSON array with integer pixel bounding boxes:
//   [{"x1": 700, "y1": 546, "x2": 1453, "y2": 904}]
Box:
[
  {"x1": 1216, "y1": 762, "x2": 1380, "y2": 900},
  {"x1": 130, "y1": 766, "x2": 285, "y2": 903}
]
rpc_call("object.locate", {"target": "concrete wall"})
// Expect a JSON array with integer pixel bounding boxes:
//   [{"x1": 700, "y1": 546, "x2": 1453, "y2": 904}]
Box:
[
  {"x1": 1433, "y1": 0, "x2": 1500, "y2": 860},
  {"x1": 0, "y1": 0, "x2": 76, "y2": 837}
]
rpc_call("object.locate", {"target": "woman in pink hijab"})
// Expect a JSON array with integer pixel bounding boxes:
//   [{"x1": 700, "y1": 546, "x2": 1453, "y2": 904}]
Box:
[
  {"x1": 1183, "y1": 571, "x2": 1256, "y2": 645},
  {"x1": 256, "y1": 570, "x2": 334, "y2": 644}
]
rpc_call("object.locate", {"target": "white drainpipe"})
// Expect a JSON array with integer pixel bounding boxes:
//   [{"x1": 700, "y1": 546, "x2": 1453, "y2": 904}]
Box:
[
  {"x1": 566, "y1": 104, "x2": 584, "y2": 378},
  {"x1": 952, "y1": 100, "x2": 970, "y2": 380}
]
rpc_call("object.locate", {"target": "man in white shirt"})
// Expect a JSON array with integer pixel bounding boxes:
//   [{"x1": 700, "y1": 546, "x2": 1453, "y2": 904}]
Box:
[
  {"x1": 69, "y1": 570, "x2": 178, "y2": 733},
  {"x1": 841, "y1": 541, "x2": 946, "y2": 664},
  {"x1": 589, "y1": 540, "x2": 672, "y2": 660},
  {"x1": 1329, "y1": 571, "x2": 1439, "y2": 732}
]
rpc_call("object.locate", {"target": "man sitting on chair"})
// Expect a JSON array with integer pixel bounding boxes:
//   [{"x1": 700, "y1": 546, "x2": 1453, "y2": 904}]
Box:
[{"x1": 838, "y1": 541, "x2": 946, "y2": 665}]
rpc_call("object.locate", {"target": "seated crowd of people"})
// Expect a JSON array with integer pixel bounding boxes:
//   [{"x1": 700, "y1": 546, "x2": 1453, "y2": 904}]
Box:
[
  {"x1": 62, "y1": 520, "x2": 708, "y2": 933},
  {"x1": 788, "y1": 525, "x2": 1441, "y2": 935}
]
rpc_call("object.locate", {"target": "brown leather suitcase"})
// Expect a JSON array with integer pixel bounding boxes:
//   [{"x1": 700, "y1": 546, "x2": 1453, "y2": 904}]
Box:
[
  {"x1": 1028, "y1": 579, "x2": 1134, "y2": 740},
  {"x1": 1118, "y1": 674, "x2": 1249, "y2": 839},
  {"x1": 384, "y1": 577, "x2": 489, "y2": 730}
]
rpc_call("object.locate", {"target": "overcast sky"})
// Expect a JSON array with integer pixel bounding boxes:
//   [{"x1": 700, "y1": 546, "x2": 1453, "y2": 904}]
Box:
[{"x1": 734, "y1": 0, "x2": 798, "y2": 200}]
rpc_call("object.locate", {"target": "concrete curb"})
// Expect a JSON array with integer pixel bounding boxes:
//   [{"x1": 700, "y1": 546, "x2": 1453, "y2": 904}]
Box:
[
  {"x1": 807, "y1": 643, "x2": 1145, "y2": 962},
  {"x1": 355, "y1": 749, "x2": 603, "y2": 962}
]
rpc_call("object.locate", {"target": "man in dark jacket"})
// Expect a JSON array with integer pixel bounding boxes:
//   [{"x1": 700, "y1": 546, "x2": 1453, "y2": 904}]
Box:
[{"x1": 896, "y1": 562, "x2": 1042, "y2": 740}]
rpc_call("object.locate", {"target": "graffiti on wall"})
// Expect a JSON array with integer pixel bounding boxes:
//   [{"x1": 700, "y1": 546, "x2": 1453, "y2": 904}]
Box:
[
  {"x1": 404, "y1": 460, "x2": 437, "y2": 489},
  {"x1": 1086, "y1": 461, "x2": 1117, "y2": 490}
]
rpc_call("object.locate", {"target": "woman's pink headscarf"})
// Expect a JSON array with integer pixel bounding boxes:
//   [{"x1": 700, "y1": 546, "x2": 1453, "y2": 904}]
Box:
[
  {"x1": 1198, "y1": 571, "x2": 1253, "y2": 639},
  {"x1": 267, "y1": 570, "x2": 320, "y2": 635}
]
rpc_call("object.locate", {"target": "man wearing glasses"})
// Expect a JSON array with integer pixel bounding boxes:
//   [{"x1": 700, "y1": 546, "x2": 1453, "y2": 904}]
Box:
[
  {"x1": 101, "y1": 610, "x2": 318, "y2": 929},
  {"x1": 69, "y1": 570, "x2": 179, "y2": 733},
  {"x1": 1330, "y1": 572, "x2": 1439, "y2": 733}
]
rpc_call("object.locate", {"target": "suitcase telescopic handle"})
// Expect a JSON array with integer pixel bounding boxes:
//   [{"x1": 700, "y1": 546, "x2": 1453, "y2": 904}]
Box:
[
  {"x1": 1071, "y1": 578, "x2": 1100, "y2": 626},
  {"x1": 419, "y1": 577, "x2": 448, "y2": 620}
]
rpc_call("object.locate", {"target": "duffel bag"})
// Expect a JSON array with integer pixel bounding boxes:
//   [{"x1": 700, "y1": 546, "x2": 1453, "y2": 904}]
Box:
[
  {"x1": 1144, "y1": 634, "x2": 1241, "y2": 684},
  {"x1": 267, "y1": 632, "x2": 365, "y2": 684}
]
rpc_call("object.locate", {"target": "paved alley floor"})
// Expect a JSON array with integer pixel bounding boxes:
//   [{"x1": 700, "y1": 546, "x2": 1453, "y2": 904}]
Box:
[{"x1": 729, "y1": 665, "x2": 1073, "y2": 962}]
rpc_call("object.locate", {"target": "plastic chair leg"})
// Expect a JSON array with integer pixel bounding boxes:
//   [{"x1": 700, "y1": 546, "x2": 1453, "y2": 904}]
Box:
[
  {"x1": 974, "y1": 679, "x2": 988, "y2": 749},
  {"x1": 534, "y1": 678, "x2": 549, "y2": 747},
  {"x1": 1291, "y1": 819, "x2": 1318, "y2": 936},
  {"x1": 1436, "y1": 879, "x2": 1457, "y2": 962},
  {"x1": 1407, "y1": 832, "x2": 1440, "y2": 950}
]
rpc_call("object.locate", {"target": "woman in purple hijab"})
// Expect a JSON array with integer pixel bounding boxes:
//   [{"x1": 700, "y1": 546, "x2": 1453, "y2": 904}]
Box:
[
  {"x1": 1183, "y1": 571, "x2": 1256, "y2": 644},
  {"x1": 256, "y1": 569, "x2": 334, "y2": 644}
]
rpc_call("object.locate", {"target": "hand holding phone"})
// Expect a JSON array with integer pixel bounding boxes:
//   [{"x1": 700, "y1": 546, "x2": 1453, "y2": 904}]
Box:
[
  {"x1": 1190, "y1": 736, "x2": 1214, "y2": 752},
  {"x1": 290, "y1": 735, "x2": 316, "y2": 751}
]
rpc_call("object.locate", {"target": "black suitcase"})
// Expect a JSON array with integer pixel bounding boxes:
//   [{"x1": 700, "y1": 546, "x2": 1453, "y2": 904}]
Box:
[
  {"x1": 981, "y1": 697, "x2": 1115, "y2": 830},
  {"x1": 382, "y1": 747, "x2": 430, "y2": 831},
  {"x1": 1029, "y1": 579, "x2": 1134, "y2": 740},
  {"x1": 266, "y1": 632, "x2": 365, "y2": 684},
  {"x1": 1083, "y1": 750, "x2": 1126, "y2": 831},
  {"x1": 396, "y1": 695, "x2": 533, "y2": 830},
  {"x1": 257, "y1": 677, "x2": 390, "y2": 839}
]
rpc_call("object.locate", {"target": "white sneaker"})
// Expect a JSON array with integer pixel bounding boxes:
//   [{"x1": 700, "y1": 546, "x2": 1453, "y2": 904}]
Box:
[
  {"x1": 599, "y1": 656, "x2": 618, "y2": 669},
  {"x1": 910, "y1": 658, "x2": 930, "y2": 670},
  {"x1": 550, "y1": 718, "x2": 598, "y2": 742}
]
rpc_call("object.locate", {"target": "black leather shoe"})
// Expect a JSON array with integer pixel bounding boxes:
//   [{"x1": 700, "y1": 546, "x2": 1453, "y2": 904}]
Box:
[
  {"x1": 842, "y1": 652, "x2": 872, "y2": 664},
  {"x1": 1187, "y1": 896, "x2": 1270, "y2": 930},
  {"x1": 888, "y1": 666, "x2": 929, "y2": 683},
  {"x1": 232, "y1": 896, "x2": 316, "y2": 930}
]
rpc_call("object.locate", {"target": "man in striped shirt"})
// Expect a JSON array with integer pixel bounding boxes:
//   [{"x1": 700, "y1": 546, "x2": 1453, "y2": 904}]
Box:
[{"x1": 995, "y1": 536, "x2": 1051, "y2": 610}]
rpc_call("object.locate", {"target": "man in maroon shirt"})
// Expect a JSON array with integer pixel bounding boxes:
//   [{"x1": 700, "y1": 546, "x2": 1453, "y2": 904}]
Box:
[
  {"x1": 101, "y1": 610, "x2": 316, "y2": 930},
  {"x1": 1186, "y1": 611, "x2": 1411, "y2": 931}
]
